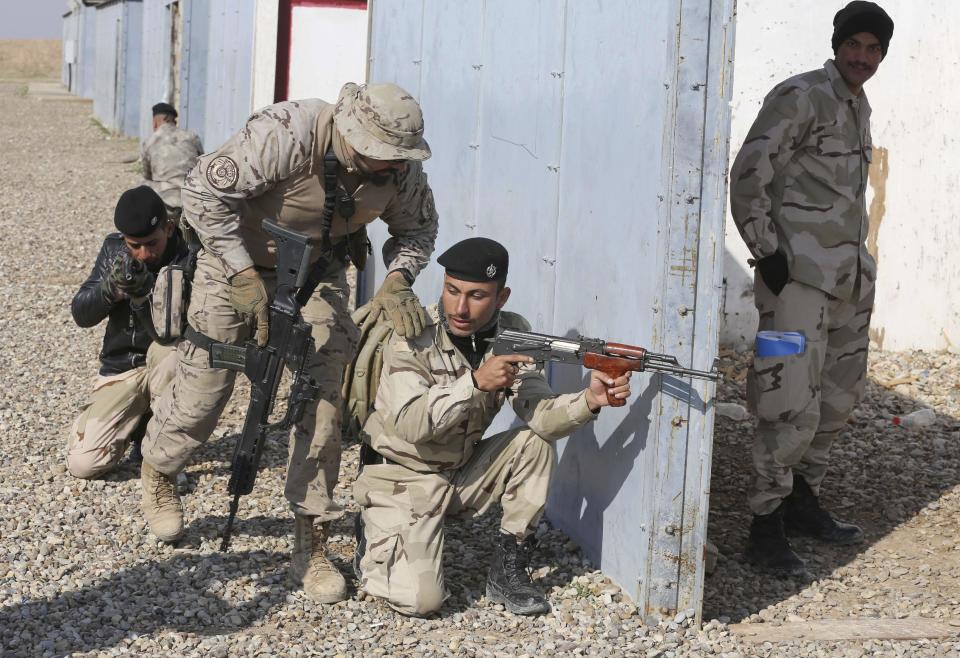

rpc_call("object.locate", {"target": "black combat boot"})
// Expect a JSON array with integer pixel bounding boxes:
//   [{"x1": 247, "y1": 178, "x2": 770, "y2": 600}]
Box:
[
  {"x1": 486, "y1": 533, "x2": 550, "y2": 615},
  {"x1": 783, "y1": 474, "x2": 864, "y2": 545},
  {"x1": 746, "y1": 504, "x2": 808, "y2": 576},
  {"x1": 124, "y1": 412, "x2": 151, "y2": 465}
]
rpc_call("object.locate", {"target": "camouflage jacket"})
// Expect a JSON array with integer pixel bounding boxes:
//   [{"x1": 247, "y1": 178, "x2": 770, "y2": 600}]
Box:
[
  {"x1": 362, "y1": 305, "x2": 597, "y2": 473},
  {"x1": 181, "y1": 99, "x2": 439, "y2": 276},
  {"x1": 141, "y1": 122, "x2": 204, "y2": 209},
  {"x1": 730, "y1": 59, "x2": 875, "y2": 301}
]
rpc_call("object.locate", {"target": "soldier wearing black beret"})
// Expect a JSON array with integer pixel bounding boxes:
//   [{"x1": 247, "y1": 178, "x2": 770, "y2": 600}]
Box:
[
  {"x1": 66, "y1": 187, "x2": 190, "y2": 480},
  {"x1": 352, "y1": 236, "x2": 633, "y2": 618}
]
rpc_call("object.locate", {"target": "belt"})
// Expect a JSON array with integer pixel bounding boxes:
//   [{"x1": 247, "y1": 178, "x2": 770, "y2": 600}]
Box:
[{"x1": 359, "y1": 443, "x2": 400, "y2": 467}]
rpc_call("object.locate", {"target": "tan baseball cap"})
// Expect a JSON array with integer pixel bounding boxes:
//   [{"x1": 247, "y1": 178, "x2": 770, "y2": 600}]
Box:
[{"x1": 333, "y1": 82, "x2": 431, "y2": 162}]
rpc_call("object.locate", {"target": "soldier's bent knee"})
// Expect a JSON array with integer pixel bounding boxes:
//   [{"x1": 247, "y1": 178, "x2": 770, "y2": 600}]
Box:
[{"x1": 389, "y1": 585, "x2": 445, "y2": 617}]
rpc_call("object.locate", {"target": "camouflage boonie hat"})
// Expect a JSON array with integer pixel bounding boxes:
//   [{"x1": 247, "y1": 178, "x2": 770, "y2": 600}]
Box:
[{"x1": 333, "y1": 82, "x2": 431, "y2": 162}]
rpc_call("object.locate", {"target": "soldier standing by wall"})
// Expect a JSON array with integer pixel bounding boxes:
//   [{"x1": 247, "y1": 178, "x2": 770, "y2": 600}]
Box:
[
  {"x1": 68, "y1": 186, "x2": 189, "y2": 479},
  {"x1": 729, "y1": 1, "x2": 893, "y2": 575},
  {"x1": 139, "y1": 83, "x2": 438, "y2": 605},
  {"x1": 141, "y1": 102, "x2": 204, "y2": 221}
]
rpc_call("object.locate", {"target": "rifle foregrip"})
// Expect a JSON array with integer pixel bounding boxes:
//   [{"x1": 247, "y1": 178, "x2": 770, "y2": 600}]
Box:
[{"x1": 583, "y1": 353, "x2": 636, "y2": 408}]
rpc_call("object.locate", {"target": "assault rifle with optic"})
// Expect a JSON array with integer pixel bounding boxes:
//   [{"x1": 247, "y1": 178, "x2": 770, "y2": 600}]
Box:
[{"x1": 491, "y1": 329, "x2": 720, "y2": 407}]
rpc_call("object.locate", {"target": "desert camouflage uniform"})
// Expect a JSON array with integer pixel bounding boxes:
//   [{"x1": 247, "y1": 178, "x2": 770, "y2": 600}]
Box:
[
  {"x1": 730, "y1": 59, "x2": 875, "y2": 514},
  {"x1": 141, "y1": 122, "x2": 204, "y2": 215},
  {"x1": 142, "y1": 97, "x2": 438, "y2": 520},
  {"x1": 68, "y1": 342, "x2": 177, "y2": 479},
  {"x1": 354, "y1": 306, "x2": 597, "y2": 616}
]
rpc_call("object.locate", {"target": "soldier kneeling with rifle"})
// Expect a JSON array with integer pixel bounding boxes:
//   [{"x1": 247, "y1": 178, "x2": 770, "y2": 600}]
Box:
[
  {"x1": 68, "y1": 186, "x2": 189, "y2": 478},
  {"x1": 352, "y1": 237, "x2": 635, "y2": 617}
]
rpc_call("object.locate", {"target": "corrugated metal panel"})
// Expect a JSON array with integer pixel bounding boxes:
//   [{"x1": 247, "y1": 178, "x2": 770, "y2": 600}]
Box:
[
  {"x1": 78, "y1": 5, "x2": 98, "y2": 98},
  {"x1": 366, "y1": 0, "x2": 734, "y2": 622},
  {"x1": 179, "y1": 0, "x2": 256, "y2": 150},
  {"x1": 140, "y1": 0, "x2": 173, "y2": 139},
  {"x1": 93, "y1": 0, "x2": 143, "y2": 136}
]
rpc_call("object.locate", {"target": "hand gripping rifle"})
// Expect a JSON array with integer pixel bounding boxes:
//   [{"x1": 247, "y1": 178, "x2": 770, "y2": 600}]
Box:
[
  {"x1": 201, "y1": 220, "x2": 322, "y2": 551},
  {"x1": 491, "y1": 329, "x2": 720, "y2": 407}
]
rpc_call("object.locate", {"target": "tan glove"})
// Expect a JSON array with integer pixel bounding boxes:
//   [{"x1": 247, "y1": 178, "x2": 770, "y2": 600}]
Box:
[
  {"x1": 369, "y1": 273, "x2": 427, "y2": 338},
  {"x1": 229, "y1": 268, "x2": 270, "y2": 347}
]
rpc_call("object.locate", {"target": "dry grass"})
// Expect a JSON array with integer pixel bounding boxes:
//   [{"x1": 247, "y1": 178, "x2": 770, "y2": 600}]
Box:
[{"x1": 0, "y1": 40, "x2": 61, "y2": 80}]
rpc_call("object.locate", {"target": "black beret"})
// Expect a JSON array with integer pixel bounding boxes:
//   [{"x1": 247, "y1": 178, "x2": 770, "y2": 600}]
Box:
[
  {"x1": 152, "y1": 102, "x2": 177, "y2": 118},
  {"x1": 437, "y1": 237, "x2": 508, "y2": 283},
  {"x1": 832, "y1": 1, "x2": 893, "y2": 58},
  {"x1": 114, "y1": 186, "x2": 168, "y2": 238}
]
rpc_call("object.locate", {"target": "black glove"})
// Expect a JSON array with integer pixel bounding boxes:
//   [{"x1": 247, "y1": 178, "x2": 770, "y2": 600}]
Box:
[
  {"x1": 109, "y1": 252, "x2": 154, "y2": 300},
  {"x1": 756, "y1": 252, "x2": 789, "y2": 296}
]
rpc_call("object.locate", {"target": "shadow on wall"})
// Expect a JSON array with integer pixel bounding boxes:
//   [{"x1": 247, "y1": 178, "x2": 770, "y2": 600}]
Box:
[{"x1": 703, "y1": 350, "x2": 960, "y2": 622}]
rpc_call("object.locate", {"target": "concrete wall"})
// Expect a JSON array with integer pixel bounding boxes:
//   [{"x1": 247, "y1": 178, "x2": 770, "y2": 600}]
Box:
[
  {"x1": 723, "y1": 0, "x2": 960, "y2": 352},
  {"x1": 366, "y1": 0, "x2": 734, "y2": 621}
]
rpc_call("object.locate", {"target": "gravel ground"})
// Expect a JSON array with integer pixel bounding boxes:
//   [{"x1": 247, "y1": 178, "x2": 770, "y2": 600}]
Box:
[{"x1": 2, "y1": 83, "x2": 960, "y2": 657}]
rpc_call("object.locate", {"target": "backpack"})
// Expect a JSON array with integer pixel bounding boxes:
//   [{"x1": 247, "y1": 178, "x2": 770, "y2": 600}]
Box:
[{"x1": 340, "y1": 302, "x2": 395, "y2": 442}]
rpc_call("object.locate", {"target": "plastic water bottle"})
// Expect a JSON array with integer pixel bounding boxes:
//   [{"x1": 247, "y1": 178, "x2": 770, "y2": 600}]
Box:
[{"x1": 892, "y1": 409, "x2": 936, "y2": 429}]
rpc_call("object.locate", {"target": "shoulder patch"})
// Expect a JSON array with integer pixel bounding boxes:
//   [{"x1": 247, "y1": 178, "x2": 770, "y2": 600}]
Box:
[{"x1": 206, "y1": 156, "x2": 239, "y2": 192}]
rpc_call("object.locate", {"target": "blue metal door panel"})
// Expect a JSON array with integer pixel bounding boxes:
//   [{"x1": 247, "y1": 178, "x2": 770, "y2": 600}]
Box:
[
  {"x1": 546, "y1": 0, "x2": 675, "y2": 607},
  {"x1": 79, "y1": 7, "x2": 98, "y2": 99},
  {"x1": 180, "y1": 0, "x2": 210, "y2": 143},
  {"x1": 366, "y1": 0, "x2": 733, "y2": 621},
  {"x1": 94, "y1": 3, "x2": 121, "y2": 131},
  {"x1": 139, "y1": 0, "x2": 171, "y2": 140},
  {"x1": 119, "y1": 1, "x2": 144, "y2": 137},
  {"x1": 201, "y1": 0, "x2": 255, "y2": 150}
]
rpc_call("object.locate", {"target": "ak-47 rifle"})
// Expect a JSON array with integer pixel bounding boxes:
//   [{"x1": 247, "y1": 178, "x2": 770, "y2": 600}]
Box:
[
  {"x1": 491, "y1": 329, "x2": 720, "y2": 407},
  {"x1": 202, "y1": 220, "x2": 321, "y2": 551}
]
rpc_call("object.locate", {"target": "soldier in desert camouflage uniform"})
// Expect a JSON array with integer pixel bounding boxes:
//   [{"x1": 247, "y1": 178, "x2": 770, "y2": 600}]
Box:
[
  {"x1": 353, "y1": 238, "x2": 632, "y2": 617},
  {"x1": 730, "y1": 1, "x2": 894, "y2": 575},
  {"x1": 139, "y1": 83, "x2": 439, "y2": 604},
  {"x1": 140, "y1": 102, "x2": 204, "y2": 220}
]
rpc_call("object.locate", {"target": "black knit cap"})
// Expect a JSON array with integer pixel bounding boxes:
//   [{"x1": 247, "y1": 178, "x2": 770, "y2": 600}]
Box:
[
  {"x1": 114, "y1": 186, "x2": 168, "y2": 238},
  {"x1": 437, "y1": 237, "x2": 508, "y2": 283},
  {"x1": 832, "y1": 1, "x2": 894, "y2": 58},
  {"x1": 152, "y1": 102, "x2": 177, "y2": 118}
]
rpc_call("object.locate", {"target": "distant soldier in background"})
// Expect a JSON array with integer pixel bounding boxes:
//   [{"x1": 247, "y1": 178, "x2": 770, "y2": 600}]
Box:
[
  {"x1": 729, "y1": 1, "x2": 893, "y2": 575},
  {"x1": 141, "y1": 102, "x2": 204, "y2": 221},
  {"x1": 68, "y1": 186, "x2": 189, "y2": 479}
]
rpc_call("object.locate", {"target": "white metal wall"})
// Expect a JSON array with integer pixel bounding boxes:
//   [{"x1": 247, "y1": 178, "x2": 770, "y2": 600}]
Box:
[
  {"x1": 722, "y1": 0, "x2": 960, "y2": 352},
  {"x1": 286, "y1": 3, "x2": 368, "y2": 102},
  {"x1": 366, "y1": 0, "x2": 734, "y2": 620}
]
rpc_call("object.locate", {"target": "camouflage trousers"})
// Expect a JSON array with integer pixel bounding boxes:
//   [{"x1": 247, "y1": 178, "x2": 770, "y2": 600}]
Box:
[
  {"x1": 67, "y1": 342, "x2": 178, "y2": 479},
  {"x1": 141, "y1": 249, "x2": 360, "y2": 520},
  {"x1": 353, "y1": 427, "x2": 555, "y2": 616},
  {"x1": 748, "y1": 275, "x2": 874, "y2": 515}
]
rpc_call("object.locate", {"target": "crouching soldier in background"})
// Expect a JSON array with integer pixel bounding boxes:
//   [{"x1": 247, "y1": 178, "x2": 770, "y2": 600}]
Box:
[
  {"x1": 68, "y1": 186, "x2": 189, "y2": 479},
  {"x1": 353, "y1": 238, "x2": 633, "y2": 617}
]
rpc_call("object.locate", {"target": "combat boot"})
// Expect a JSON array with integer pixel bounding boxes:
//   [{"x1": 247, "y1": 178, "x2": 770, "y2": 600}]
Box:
[
  {"x1": 486, "y1": 532, "x2": 550, "y2": 615},
  {"x1": 140, "y1": 461, "x2": 184, "y2": 542},
  {"x1": 783, "y1": 474, "x2": 863, "y2": 545},
  {"x1": 290, "y1": 515, "x2": 347, "y2": 604},
  {"x1": 746, "y1": 503, "x2": 807, "y2": 576}
]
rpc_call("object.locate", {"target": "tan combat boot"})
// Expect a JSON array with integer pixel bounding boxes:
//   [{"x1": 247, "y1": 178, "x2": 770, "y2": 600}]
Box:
[
  {"x1": 141, "y1": 461, "x2": 184, "y2": 542},
  {"x1": 290, "y1": 514, "x2": 347, "y2": 603}
]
